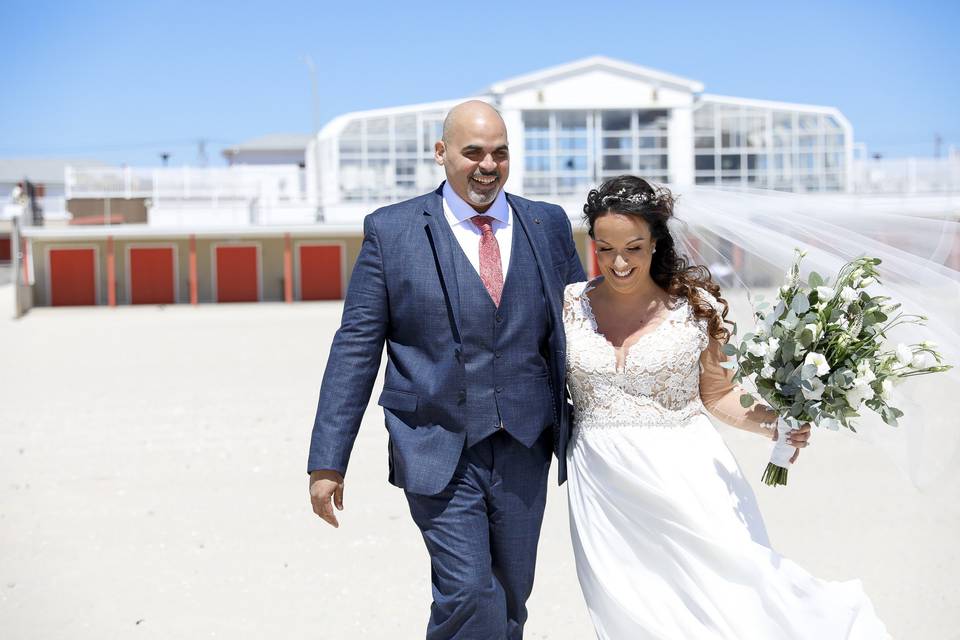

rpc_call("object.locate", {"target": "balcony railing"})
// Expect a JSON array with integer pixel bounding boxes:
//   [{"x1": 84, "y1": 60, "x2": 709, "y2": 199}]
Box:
[{"x1": 65, "y1": 165, "x2": 312, "y2": 204}]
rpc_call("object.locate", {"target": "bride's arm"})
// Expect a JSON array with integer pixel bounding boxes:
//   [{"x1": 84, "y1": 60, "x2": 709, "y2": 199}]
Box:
[{"x1": 698, "y1": 335, "x2": 780, "y2": 437}]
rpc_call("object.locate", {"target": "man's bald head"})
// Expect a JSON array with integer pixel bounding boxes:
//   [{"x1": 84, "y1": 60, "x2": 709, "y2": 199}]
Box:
[
  {"x1": 434, "y1": 100, "x2": 510, "y2": 212},
  {"x1": 441, "y1": 100, "x2": 505, "y2": 144}
]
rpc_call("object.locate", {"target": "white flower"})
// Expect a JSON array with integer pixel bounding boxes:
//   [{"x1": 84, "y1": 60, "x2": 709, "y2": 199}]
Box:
[
  {"x1": 859, "y1": 276, "x2": 875, "y2": 287},
  {"x1": 844, "y1": 383, "x2": 875, "y2": 409},
  {"x1": 854, "y1": 360, "x2": 876, "y2": 385},
  {"x1": 747, "y1": 341, "x2": 768, "y2": 358},
  {"x1": 802, "y1": 378, "x2": 826, "y2": 400},
  {"x1": 761, "y1": 365, "x2": 776, "y2": 379},
  {"x1": 816, "y1": 286, "x2": 835, "y2": 301},
  {"x1": 880, "y1": 378, "x2": 894, "y2": 400},
  {"x1": 839, "y1": 287, "x2": 858, "y2": 303},
  {"x1": 804, "y1": 351, "x2": 831, "y2": 376},
  {"x1": 895, "y1": 343, "x2": 913, "y2": 369},
  {"x1": 911, "y1": 352, "x2": 937, "y2": 370},
  {"x1": 765, "y1": 337, "x2": 781, "y2": 359}
]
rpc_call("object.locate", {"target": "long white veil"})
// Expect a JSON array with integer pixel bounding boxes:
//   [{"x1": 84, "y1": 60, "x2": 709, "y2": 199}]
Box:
[{"x1": 666, "y1": 186, "x2": 960, "y2": 489}]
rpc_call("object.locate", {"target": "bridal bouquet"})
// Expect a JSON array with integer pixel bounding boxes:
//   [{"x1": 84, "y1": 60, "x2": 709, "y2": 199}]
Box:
[{"x1": 726, "y1": 250, "x2": 951, "y2": 486}]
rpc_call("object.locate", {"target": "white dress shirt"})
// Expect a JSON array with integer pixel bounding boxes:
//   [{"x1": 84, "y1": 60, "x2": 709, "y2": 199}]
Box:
[{"x1": 441, "y1": 181, "x2": 512, "y2": 279}]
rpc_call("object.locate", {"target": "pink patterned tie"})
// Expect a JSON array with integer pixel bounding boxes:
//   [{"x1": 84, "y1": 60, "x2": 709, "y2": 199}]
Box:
[{"x1": 470, "y1": 215, "x2": 504, "y2": 307}]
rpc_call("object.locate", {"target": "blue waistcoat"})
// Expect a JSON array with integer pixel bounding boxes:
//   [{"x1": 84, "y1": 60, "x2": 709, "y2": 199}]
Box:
[{"x1": 444, "y1": 212, "x2": 554, "y2": 448}]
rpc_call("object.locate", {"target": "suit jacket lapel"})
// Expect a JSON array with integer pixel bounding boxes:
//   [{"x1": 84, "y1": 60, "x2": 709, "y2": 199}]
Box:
[
  {"x1": 510, "y1": 194, "x2": 563, "y2": 320},
  {"x1": 423, "y1": 186, "x2": 463, "y2": 342}
]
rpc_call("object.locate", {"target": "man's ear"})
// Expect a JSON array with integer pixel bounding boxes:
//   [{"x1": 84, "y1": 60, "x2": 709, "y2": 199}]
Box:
[{"x1": 434, "y1": 141, "x2": 446, "y2": 166}]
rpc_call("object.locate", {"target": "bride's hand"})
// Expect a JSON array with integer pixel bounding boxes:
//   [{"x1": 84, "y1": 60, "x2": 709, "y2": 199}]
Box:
[{"x1": 772, "y1": 423, "x2": 812, "y2": 463}]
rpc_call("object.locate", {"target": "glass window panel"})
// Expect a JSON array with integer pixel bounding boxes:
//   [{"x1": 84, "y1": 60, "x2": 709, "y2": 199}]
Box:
[
  {"x1": 695, "y1": 176, "x2": 716, "y2": 185},
  {"x1": 799, "y1": 135, "x2": 817, "y2": 148},
  {"x1": 422, "y1": 120, "x2": 442, "y2": 152},
  {"x1": 557, "y1": 111, "x2": 587, "y2": 133},
  {"x1": 827, "y1": 134, "x2": 845, "y2": 147},
  {"x1": 558, "y1": 136, "x2": 588, "y2": 150},
  {"x1": 523, "y1": 111, "x2": 550, "y2": 133},
  {"x1": 395, "y1": 139, "x2": 417, "y2": 153},
  {"x1": 745, "y1": 118, "x2": 767, "y2": 147},
  {"x1": 773, "y1": 133, "x2": 792, "y2": 147},
  {"x1": 368, "y1": 138, "x2": 390, "y2": 153},
  {"x1": 799, "y1": 153, "x2": 816, "y2": 170},
  {"x1": 558, "y1": 155, "x2": 588, "y2": 172},
  {"x1": 773, "y1": 113, "x2": 793, "y2": 132},
  {"x1": 602, "y1": 155, "x2": 631, "y2": 171},
  {"x1": 417, "y1": 160, "x2": 443, "y2": 187},
  {"x1": 343, "y1": 120, "x2": 362, "y2": 136},
  {"x1": 721, "y1": 176, "x2": 744, "y2": 185},
  {"x1": 799, "y1": 114, "x2": 819, "y2": 131},
  {"x1": 395, "y1": 115, "x2": 416, "y2": 136},
  {"x1": 603, "y1": 136, "x2": 633, "y2": 150},
  {"x1": 693, "y1": 105, "x2": 714, "y2": 129},
  {"x1": 525, "y1": 156, "x2": 552, "y2": 172},
  {"x1": 396, "y1": 159, "x2": 417, "y2": 177},
  {"x1": 721, "y1": 154, "x2": 741, "y2": 170},
  {"x1": 824, "y1": 116, "x2": 843, "y2": 131},
  {"x1": 637, "y1": 110, "x2": 668, "y2": 129},
  {"x1": 339, "y1": 138, "x2": 362, "y2": 154},
  {"x1": 695, "y1": 155, "x2": 715, "y2": 171},
  {"x1": 824, "y1": 152, "x2": 843, "y2": 169},
  {"x1": 525, "y1": 137, "x2": 551, "y2": 152},
  {"x1": 523, "y1": 177, "x2": 551, "y2": 194},
  {"x1": 367, "y1": 118, "x2": 389, "y2": 136},
  {"x1": 637, "y1": 156, "x2": 668, "y2": 172},
  {"x1": 747, "y1": 154, "x2": 767, "y2": 170},
  {"x1": 638, "y1": 136, "x2": 665, "y2": 149},
  {"x1": 695, "y1": 135, "x2": 714, "y2": 149},
  {"x1": 557, "y1": 176, "x2": 590, "y2": 195},
  {"x1": 602, "y1": 110, "x2": 632, "y2": 132}
]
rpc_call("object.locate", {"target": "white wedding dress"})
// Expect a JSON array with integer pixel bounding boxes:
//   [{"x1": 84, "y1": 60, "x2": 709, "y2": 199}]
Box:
[{"x1": 564, "y1": 279, "x2": 889, "y2": 639}]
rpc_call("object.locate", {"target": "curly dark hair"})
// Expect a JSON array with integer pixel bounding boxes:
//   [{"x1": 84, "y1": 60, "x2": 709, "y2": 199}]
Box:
[{"x1": 582, "y1": 175, "x2": 733, "y2": 343}]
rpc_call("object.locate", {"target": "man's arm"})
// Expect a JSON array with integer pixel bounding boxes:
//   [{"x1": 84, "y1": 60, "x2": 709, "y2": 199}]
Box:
[{"x1": 307, "y1": 214, "x2": 389, "y2": 527}]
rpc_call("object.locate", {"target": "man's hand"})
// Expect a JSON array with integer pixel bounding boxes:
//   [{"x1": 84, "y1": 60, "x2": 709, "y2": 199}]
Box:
[
  {"x1": 309, "y1": 470, "x2": 345, "y2": 528},
  {"x1": 772, "y1": 422, "x2": 812, "y2": 464}
]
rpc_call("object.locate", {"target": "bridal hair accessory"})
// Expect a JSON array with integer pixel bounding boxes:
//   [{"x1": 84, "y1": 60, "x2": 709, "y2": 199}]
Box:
[{"x1": 601, "y1": 188, "x2": 661, "y2": 207}]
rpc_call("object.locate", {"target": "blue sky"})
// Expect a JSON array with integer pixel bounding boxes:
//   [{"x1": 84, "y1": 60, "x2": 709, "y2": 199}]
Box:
[{"x1": 2, "y1": 0, "x2": 957, "y2": 166}]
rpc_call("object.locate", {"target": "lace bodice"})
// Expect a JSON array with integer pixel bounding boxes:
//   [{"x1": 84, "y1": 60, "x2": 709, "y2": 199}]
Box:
[{"x1": 563, "y1": 279, "x2": 711, "y2": 432}]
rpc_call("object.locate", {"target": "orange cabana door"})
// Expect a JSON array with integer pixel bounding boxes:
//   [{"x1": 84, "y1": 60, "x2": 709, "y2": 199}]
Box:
[
  {"x1": 49, "y1": 247, "x2": 97, "y2": 306},
  {"x1": 215, "y1": 245, "x2": 259, "y2": 302},
  {"x1": 298, "y1": 244, "x2": 342, "y2": 300},
  {"x1": 129, "y1": 246, "x2": 176, "y2": 304}
]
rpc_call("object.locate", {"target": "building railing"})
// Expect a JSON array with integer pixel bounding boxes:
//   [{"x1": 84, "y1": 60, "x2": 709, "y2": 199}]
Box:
[
  {"x1": 65, "y1": 165, "x2": 313, "y2": 204},
  {"x1": 851, "y1": 155, "x2": 960, "y2": 194}
]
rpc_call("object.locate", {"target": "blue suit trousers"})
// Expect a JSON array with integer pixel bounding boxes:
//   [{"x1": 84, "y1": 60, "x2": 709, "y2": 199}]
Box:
[{"x1": 404, "y1": 430, "x2": 552, "y2": 640}]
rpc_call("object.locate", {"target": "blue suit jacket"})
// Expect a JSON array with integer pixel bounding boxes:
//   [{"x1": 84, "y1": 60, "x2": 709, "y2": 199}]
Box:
[{"x1": 307, "y1": 183, "x2": 586, "y2": 494}]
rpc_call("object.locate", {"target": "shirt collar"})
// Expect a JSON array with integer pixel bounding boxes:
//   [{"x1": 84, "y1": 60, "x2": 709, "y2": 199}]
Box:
[{"x1": 442, "y1": 181, "x2": 509, "y2": 225}]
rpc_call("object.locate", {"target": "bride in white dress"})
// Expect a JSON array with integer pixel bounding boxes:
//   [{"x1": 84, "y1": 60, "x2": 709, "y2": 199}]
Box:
[{"x1": 564, "y1": 176, "x2": 890, "y2": 639}]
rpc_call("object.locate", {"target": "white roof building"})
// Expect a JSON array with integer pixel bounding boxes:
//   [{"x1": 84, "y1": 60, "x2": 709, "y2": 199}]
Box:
[{"x1": 315, "y1": 56, "x2": 854, "y2": 223}]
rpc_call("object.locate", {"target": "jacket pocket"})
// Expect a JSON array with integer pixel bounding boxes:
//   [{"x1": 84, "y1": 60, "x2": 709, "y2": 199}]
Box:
[{"x1": 377, "y1": 388, "x2": 418, "y2": 413}]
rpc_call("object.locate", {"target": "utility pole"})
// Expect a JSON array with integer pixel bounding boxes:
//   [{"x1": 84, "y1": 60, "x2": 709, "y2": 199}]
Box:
[
  {"x1": 934, "y1": 133, "x2": 942, "y2": 159},
  {"x1": 197, "y1": 139, "x2": 208, "y2": 167}
]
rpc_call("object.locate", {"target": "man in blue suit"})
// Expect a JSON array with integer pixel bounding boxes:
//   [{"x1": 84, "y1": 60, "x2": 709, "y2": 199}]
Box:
[{"x1": 308, "y1": 100, "x2": 586, "y2": 639}]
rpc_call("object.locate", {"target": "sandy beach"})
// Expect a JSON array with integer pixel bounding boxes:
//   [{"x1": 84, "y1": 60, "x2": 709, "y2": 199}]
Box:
[{"x1": 1, "y1": 283, "x2": 958, "y2": 639}]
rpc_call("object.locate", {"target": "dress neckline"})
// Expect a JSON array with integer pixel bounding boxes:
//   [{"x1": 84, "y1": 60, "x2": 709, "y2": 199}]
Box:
[{"x1": 580, "y1": 277, "x2": 685, "y2": 373}]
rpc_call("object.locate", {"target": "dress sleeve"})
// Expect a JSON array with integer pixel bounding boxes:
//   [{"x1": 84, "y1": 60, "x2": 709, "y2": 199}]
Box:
[{"x1": 696, "y1": 290, "x2": 778, "y2": 434}]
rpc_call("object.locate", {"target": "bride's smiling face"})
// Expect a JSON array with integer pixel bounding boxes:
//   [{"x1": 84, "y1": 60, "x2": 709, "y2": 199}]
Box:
[{"x1": 593, "y1": 212, "x2": 656, "y2": 294}]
